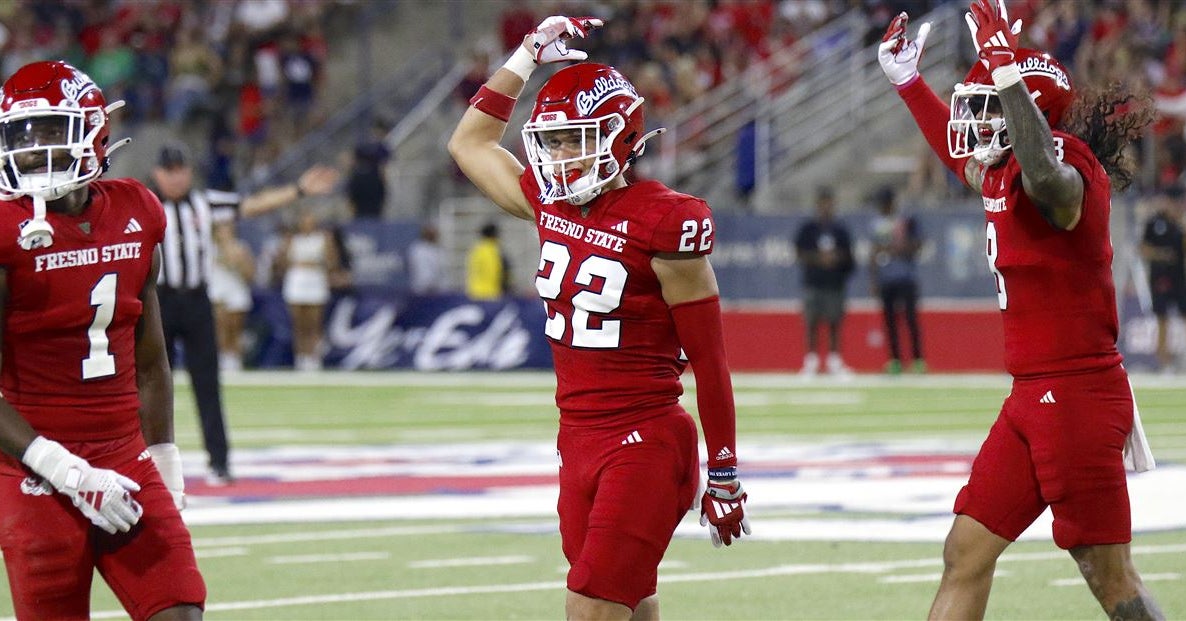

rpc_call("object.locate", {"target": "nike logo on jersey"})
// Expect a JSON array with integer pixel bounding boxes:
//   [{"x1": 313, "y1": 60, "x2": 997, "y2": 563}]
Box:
[
  {"x1": 124, "y1": 218, "x2": 142, "y2": 234},
  {"x1": 1039, "y1": 390, "x2": 1056, "y2": 404},
  {"x1": 621, "y1": 430, "x2": 643, "y2": 445}
]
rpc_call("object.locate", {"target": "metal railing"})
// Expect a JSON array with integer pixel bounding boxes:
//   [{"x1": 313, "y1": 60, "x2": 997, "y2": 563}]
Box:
[
  {"x1": 243, "y1": 46, "x2": 456, "y2": 193},
  {"x1": 657, "y1": 5, "x2": 966, "y2": 211}
]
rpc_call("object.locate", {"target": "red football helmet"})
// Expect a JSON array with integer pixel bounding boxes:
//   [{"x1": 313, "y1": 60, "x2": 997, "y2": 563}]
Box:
[
  {"x1": 521, "y1": 63, "x2": 662, "y2": 205},
  {"x1": 947, "y1": 49, "x2": 1074, "y2": 164},
  {"x1": 0, "y1": 61, "x2": 127, "y2": 200}
]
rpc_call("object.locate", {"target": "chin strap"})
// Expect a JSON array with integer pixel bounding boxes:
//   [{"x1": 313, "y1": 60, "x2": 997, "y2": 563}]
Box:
[{"x1": 18, "y1": 194, "x2": 55, "y2": 250}]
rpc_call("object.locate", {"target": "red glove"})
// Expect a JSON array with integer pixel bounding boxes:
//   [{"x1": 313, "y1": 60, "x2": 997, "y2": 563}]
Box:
[
  {"x1": 964, "y1": 0, "x2": 1022, "y2": 72},
  {"x1": 699, "y1": 476, "x2": 751, "y2": 547}
]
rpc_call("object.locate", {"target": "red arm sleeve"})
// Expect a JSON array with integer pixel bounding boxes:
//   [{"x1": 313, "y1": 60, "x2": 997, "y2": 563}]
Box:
[
  {"x1": 896, "y1": 77, "x2": 968, "y2": 180},
  {"x1": 670, "y1": 295, "x2": 737, "y2": 475}
]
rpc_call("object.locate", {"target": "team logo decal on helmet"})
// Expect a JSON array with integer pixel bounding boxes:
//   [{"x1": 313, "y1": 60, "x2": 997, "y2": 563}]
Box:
[
  {"x1": 574, "y1": 76, "x2": 638, "y2": 117},
  {"x1": 1015, "y1": 55, "x2": 1070, "y2": 91},
  {"x1": 947, "y1": 49, "x2": 1073, "y2": 165},
  {"x1": 59, "y1": 73, "x2": 99, "y2": 103}
]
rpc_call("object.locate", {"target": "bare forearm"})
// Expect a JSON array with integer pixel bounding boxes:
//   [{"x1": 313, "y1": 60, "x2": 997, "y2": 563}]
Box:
[
  {"x1": 998, "y1": 82, "x2": 1082, "y2": 227},
  {"x1": 999, "y1": 83, "x2": 1061, "y2": 186},
  {"x1": 240, "y1": 184, "x2": 301, "y2": 218},
  {"x1": 138, "y1": 362, "x2": 175, "y2": 445},
  {"x1": 0, "y1": 403, "x2": 37, "y2": 460}
]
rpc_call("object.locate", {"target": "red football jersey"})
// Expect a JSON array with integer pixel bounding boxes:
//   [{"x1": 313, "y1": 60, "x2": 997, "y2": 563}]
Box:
[
  {"x1": 521, "y1": 174, "x2": 714, "y2": 427},
  {"x1": 0, "y1": 179, "x2": 166, "y2": 441},
  {"x1": 980, "y1": 131, "x2": 1122, "y2": 377}
]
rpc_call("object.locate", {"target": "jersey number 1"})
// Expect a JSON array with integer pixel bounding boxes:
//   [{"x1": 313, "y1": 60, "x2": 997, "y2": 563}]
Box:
[{"x1": 83, "y1": 273, "x2": 117, "y2": 379}]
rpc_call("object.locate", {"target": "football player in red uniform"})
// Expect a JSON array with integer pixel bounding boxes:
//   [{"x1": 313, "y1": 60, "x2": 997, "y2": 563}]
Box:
[
  {"x1": 879, "y1": 1, "x2": 1163, "y2": 619},
  {"x1": 0, "y1": 61, "x2": 205, "y2": 620},
  {"x1": 449, "y1": 15, "x2": 749, "y2": 620}
]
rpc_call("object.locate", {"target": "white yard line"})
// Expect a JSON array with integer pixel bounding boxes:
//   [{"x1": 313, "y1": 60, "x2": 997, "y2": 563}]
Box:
[
  {"x1": 184, "y1": 369, "x2": 1185, "y2": 391},
  {"x1": 407, "y1": 555, "x2": 534, "y2": 569},
  {"x1": 192, "y1": 524, "x2": 473, "y2": 548},
  {"x1": 268, "y1": 552, "x2": 391, "y2": 565},
  {"x1": 1049, "y1": 572, "x2": 1181, "y2": 587},
  {"x1": 75, "y1": 544, "x2": 1186, "y2": 618},
  {"x1": 193, "y1": 547, "x2": 249, "y2": 559}
]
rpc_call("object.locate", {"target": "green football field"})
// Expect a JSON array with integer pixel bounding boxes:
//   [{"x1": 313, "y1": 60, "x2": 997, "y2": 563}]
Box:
[{"x1": 1, "y1": 372, "x2": 1183, "y2": 620}]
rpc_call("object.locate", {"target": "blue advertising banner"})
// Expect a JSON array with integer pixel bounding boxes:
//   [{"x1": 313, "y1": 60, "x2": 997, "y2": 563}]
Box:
[{"x1": 246, "y1": 289, "x2": 553, "y2": 370}]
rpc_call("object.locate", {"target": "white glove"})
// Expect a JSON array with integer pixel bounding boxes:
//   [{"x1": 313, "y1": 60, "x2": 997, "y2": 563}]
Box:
[
  {"x1": 22, "y1": 436, "x2": 143, "y2": 534},
  {"x1": 877, "y1": 12, "x2": 931, "y2": 86},
  {"x1": 524, "y1": 16, "x2": 603, "y2": 64},
  {"x1": 148, "y1": 443, "x2": 186, "y2": 511}
]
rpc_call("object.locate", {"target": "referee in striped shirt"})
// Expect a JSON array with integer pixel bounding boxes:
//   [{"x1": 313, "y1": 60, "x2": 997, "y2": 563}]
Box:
[{"x1": 150, "y1": 142, "x2": 339, "y2": 484}]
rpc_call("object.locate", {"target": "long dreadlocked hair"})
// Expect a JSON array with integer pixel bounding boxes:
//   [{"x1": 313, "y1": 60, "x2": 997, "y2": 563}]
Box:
[{"x1": 1061, "y1": 82, "x2": 1155, "y2": 191}]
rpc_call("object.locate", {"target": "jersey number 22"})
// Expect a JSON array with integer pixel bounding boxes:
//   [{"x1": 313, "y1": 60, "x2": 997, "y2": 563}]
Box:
[{"x1": 535, "y1": 241, "x2": 626, "y2": 348}]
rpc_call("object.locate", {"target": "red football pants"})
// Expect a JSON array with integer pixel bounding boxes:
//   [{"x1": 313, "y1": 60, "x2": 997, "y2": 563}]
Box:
[
  {"x1": 955, "y1": 365, "x2": 1134, "y2": 549},
  {"x1": 557, "y1": 410, "x2": 700, "y2": 609},
  {"x1": 0, "y1": 435, "x2": 206, "y2": 620}
]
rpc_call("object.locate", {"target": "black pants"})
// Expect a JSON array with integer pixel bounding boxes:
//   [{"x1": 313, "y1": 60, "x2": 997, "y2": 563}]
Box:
[
  {"x1": 158, "y1": 286, "x2": 229, "y2": 471},
  {"x1": 879, "y1": 280, "x2": 923, "y2": 362}
]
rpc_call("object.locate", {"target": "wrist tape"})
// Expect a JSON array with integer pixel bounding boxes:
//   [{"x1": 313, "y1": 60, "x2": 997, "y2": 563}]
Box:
[
  {"x1": 503, "y1": 46, "x2": 537, "y2": 83},
  {"x1": 991, "y1": 63, "x2": 1022, "y2": 89}
]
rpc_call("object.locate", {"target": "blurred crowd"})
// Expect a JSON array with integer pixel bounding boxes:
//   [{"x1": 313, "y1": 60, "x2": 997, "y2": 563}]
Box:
[
  {"x1": 0, "y1": 0, "x2": 352, "y2": 190},
  {"x1": 1011, "y1": 0, "x2": 1186, "y2": 192},
  {"x1": 470, "y1": 0, "x2": 943, "y2": 124},
  {"x1": 9, "y1": 1, "x2": 1186, "y2": 211}
]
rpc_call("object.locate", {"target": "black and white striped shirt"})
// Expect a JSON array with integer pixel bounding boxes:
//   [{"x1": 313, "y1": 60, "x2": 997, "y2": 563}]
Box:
[{"x1": 156, "y1": 188, "x2": 240, "y2": 290}]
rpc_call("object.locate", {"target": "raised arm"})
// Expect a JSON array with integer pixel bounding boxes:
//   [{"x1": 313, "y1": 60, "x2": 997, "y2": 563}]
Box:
[
  {"x1": 966, "y1": 0, "x2": 1083, "y2": 229},
  {"x1": 447, "y1": 16, "x2": 602, "y2": 221},
  {"x1": 878, "y1": 13, "x2": 980, "y2": 189},
  {"x1": 240, "y1": 165, "x2": 341, "y2": 219}
]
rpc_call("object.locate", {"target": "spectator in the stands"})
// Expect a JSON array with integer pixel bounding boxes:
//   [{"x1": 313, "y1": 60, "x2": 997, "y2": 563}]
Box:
[{"x1": 346, "y1": 118, "x2": 392, "y2": 219}]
